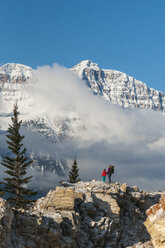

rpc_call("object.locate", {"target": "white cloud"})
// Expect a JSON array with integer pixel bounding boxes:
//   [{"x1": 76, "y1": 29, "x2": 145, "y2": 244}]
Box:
[{"x1": 25, "y1": 63, "x2": 165, "y2": 192}]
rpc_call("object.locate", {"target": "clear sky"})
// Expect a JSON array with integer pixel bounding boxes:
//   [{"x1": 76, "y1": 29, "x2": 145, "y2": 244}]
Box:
[{"x1": 1, "y1": 0, "x2": 165, "y2": 92}]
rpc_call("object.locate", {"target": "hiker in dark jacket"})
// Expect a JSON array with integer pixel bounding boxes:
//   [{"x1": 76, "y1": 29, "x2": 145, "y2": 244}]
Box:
[{"x1": 107, "y1": 165, "x2": 112, "y2": 183}]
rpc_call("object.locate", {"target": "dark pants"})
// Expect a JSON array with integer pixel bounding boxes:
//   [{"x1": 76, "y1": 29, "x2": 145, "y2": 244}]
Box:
[{"x1": 108, "y1": 174, "x2": 111, "y2": 183}]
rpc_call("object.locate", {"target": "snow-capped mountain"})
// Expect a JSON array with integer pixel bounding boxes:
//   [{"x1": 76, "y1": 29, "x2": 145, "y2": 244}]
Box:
[
  {"x1": 1, "y1": 61, "x2": 165, "y2": 118},
  {"x1": 0, "y1": 63, "x2": 67, "y2": 179},
  {"x1": 0, "y1": 63, "x2": 33, "y2": 82},
  {"x1": 0, "y1": 63, "x2": 85, "y2": 182},
  {"x1": 0, "y1": 61, "x2": 165, "y2": 192},
  {"x1": 71, "y1": 60, "x2": 165, "y2": 112},
  {"x1": 0, "y1": 63, "x2": 34, "y2": 115}
]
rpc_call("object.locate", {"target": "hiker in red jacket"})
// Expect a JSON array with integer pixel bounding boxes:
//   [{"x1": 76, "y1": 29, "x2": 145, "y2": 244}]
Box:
[{"x1": 102, "y1": 169, "x2": 106, "y2": 182}]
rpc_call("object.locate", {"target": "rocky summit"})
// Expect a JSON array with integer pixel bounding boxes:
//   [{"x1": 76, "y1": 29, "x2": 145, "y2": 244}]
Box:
[{"x1": 0, "y1": 180, "x2": 164, "y2": 248}]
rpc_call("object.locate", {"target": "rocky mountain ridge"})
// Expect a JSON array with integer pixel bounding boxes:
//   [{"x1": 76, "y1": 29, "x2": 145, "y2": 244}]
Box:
[
  {"x1": 1, "y1": 61, "x2": 165, "y2": 113},
  {"x1": 71, "y1": 60, "x2": 165, "y2": 112},
  {"x1": 0, "y1": 180, "x2": 164, "y2": 248}
]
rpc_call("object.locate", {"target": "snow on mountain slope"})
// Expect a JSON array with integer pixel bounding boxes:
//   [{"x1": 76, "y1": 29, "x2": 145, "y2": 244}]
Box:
[
  {"x1": 0, "y1": 63, "x2": 86, "y2": 184},
  {"x1": 0, "y1": 64, "x2": 68, "y2": 179},
  {"x1": 1, "y1": 61, "x2": 165, "y2": 122},
  {"x1": 0, "y1": 63, "x2": 35, "y2": 116},
  {"x1": 71, "y1": 60, "x2": 165, "y2": 112},
  {"x1": 0, "y1": 63, "x2": 32, "y2": 81}
]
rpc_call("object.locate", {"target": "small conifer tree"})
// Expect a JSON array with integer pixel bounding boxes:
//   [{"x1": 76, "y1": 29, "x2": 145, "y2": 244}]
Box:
[
  {"x1": 1, "y1": 103, "x2": 36, "y2": 209},
  {"x1": 69, "y1": 158, "x2": 80, "y2": 183}
]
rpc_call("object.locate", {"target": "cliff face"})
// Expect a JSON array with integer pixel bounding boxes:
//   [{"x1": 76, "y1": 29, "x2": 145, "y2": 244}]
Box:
[
  {"x1": 0, "y1": 180, "x2": 164, "y2": 248},
  {"x1": 144, "y1": 195, "x2": 165, "y2": 248}
]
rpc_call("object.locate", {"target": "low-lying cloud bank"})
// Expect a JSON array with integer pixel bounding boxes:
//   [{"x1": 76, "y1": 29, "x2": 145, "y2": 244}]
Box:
[{"x1": 25, "y1": 63, "x2": 165, "y2": 192}]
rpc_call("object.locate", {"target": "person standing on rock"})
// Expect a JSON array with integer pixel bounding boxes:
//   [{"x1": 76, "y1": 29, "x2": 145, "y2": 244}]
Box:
[
  {"x1": 107, "y1": 165, "x2": 112, "y2": 183},
  {"x1": 102, "y1": 169, "x2": 107, "y2": 182}
]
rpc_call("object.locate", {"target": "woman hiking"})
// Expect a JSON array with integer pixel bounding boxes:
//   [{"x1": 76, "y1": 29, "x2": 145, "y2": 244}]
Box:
[{"x1": 102, "y1": 168, "x2": 107, "y2": 182}]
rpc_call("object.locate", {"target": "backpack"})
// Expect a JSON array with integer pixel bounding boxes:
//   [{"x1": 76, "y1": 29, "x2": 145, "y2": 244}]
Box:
[
  {"x1": 110, "y1": 165, "x2": 114, "y2": 174},
  {"x1": 108, "y1": 165, "x2": 114, "y2": 174}
]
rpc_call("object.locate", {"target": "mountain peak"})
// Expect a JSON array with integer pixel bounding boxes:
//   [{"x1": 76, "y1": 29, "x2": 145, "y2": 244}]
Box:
[
  {"x1": 79, "y1": 59, "x2": 98, "y2": 67},
  {"x1": 0, "y1": 63, "x2": 33, "y2": 84},
  {"x1": 72, "y1": 60, "x2": 100, "y2": 71},
  {"x1": 0, "y1": 63, "x2": 33, "y2": 73}
]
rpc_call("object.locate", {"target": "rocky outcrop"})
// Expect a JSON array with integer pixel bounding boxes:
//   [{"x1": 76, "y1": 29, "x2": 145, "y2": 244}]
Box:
[
  {"x1": 0, "y1": 180, "x2": 164, "y2": 248},
  {"x1": 144, "y1": 195, "x2": 165, "y2": 248}
]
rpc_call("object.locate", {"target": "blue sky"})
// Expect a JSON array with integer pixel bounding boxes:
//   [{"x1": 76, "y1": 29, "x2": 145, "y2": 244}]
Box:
[{"x1": 1, "y1": 0, "x2": 165, "y2": 92}]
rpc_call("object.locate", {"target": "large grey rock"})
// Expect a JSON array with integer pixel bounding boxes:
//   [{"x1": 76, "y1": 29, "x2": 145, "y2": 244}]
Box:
[{"x1": 0, "y1": 181, "x2": 163, "y2": 247}]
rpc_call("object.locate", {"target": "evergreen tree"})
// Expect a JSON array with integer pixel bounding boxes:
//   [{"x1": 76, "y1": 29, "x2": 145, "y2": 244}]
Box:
[
  {"x1": 0, "y1": 183, "x2": 3, "y2": 197},
  {"x1": 69, "y1": 158, "x2": 80, "y2": 183},
  {"x1": 1, "y1": 103, "x2": 36, "y2": 209}
]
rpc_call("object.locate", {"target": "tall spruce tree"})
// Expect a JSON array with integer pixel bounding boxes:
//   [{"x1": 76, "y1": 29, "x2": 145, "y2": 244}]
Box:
[
  {"x1": 69, "y1": 158, "x2": 80, "y2": 183},
  {"x1": 1, "y1": 103, "x2": 36, "y2": 209}
]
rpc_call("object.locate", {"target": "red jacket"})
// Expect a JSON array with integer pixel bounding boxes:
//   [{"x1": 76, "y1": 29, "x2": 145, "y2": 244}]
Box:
[{"x1": 102, "y1": 170, "x2": 106, "y2": 176}]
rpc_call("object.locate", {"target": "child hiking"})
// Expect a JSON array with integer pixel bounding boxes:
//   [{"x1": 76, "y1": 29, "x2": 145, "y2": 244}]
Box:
[{"x1": 102, "y1": 169, "x2": 106, "y2": 182}]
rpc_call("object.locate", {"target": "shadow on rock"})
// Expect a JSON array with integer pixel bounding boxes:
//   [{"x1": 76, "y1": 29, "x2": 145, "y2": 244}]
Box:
[
  {"x1": 77, "y1": 192, "x2": 121, "y2": 248},
  {"x1": 117, "y1": 189, "x2": 161, "y2": 247}
]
